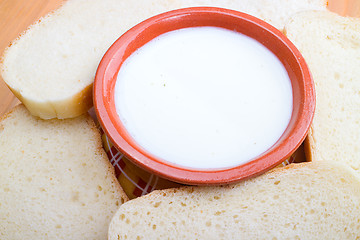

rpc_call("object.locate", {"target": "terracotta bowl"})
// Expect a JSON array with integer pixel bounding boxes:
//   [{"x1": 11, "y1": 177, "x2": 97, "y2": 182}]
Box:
[{"x1": 94, "y1": 7, "x2": 315, "y2": 185}]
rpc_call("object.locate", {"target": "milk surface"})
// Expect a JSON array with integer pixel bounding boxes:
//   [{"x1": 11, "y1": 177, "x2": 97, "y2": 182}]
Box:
[{"x1": 114, "y1": 27, "x2": 293, "y2": 169}]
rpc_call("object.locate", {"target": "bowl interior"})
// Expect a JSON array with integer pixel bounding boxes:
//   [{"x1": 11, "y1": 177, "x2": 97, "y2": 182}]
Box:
[{"x1": 94, "y1": 7, "x2": 315, "y2": 185}]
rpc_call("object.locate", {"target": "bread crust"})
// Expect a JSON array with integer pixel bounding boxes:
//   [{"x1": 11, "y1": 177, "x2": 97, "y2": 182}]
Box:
[{"x1": 4, "y1": 82, "x2": 93, "y2": 119}]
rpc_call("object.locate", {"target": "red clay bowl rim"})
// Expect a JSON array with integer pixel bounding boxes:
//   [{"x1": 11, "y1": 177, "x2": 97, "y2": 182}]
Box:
[{"x1": 94, "y1": 7, "x2": 315, "y2": 185}]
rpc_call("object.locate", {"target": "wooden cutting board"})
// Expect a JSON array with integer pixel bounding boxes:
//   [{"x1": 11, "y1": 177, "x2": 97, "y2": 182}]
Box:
[{"x1": 0, "y1": 0, "x2": 358, "y2": 117}]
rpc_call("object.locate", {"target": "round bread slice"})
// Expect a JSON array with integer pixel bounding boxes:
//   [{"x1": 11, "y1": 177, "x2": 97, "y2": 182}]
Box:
[
  {"x1": 0, "y1": 0, "x2": 327, "y2": 119},
  {"x1": 283, "y1": 11, "x2": 360, "y2": 175},
  {"x1": 0, "y1": 105, "x2": 128, "y2": 239},
  {"x1": 109, "y1": 161, "x2": 360, "y2": 239}
]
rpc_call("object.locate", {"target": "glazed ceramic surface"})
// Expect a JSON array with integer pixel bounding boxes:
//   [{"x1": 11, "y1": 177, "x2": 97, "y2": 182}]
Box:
[{"x1": 94, "y1": 7, "x2": 315, "y2": 184}]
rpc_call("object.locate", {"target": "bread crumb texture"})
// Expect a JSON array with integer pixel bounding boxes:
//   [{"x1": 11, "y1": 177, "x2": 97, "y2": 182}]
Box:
[
  {"x1": 0, "y1": 105, "x2": 127, "y2": 239},
  {"x1": 0, "y1": 0, "x2": 327, "y2": 119},
  {"x1": 284, "y1": 11, "x2": 360, "y2": 173},
  {"x1": 109, "y1": 161, "x2": 360, "y2": 239}
]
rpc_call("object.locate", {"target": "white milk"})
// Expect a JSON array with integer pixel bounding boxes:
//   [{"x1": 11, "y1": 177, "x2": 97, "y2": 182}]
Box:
[{"x1": 114, "y1": 26, "x2": 293, "y2": 169}]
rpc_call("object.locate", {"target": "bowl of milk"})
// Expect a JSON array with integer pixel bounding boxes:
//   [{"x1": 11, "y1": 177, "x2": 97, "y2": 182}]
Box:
[{"x1": 94, "y1": 7, "x2": 315, "y2": 185}]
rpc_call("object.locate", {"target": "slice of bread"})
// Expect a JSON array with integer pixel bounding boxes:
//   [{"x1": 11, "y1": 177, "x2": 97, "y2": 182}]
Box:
[
  {"x1": 179, "y1": 0, "x2": 328, "y2": 30},
  {"x1": 0, "y1": 0, "x2": 328, "y2": 119},
  {"x1": 284, "y1": 11, "x2": 360, "y2": 173},
  {"x1": 0, "y1": 105, "x2": 128, "y2": 239},
  {"x1": 109, "y1": 161, "x2": 360, "y2": 239}
]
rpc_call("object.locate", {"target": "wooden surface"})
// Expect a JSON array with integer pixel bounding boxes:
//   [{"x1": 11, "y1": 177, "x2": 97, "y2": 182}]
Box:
[
  {"x1": 0, "y1": 0, "x2": 358, "y2": 117},
  {"x1": 328, "y1": 0, "x2": 360, "y2": 17}
]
